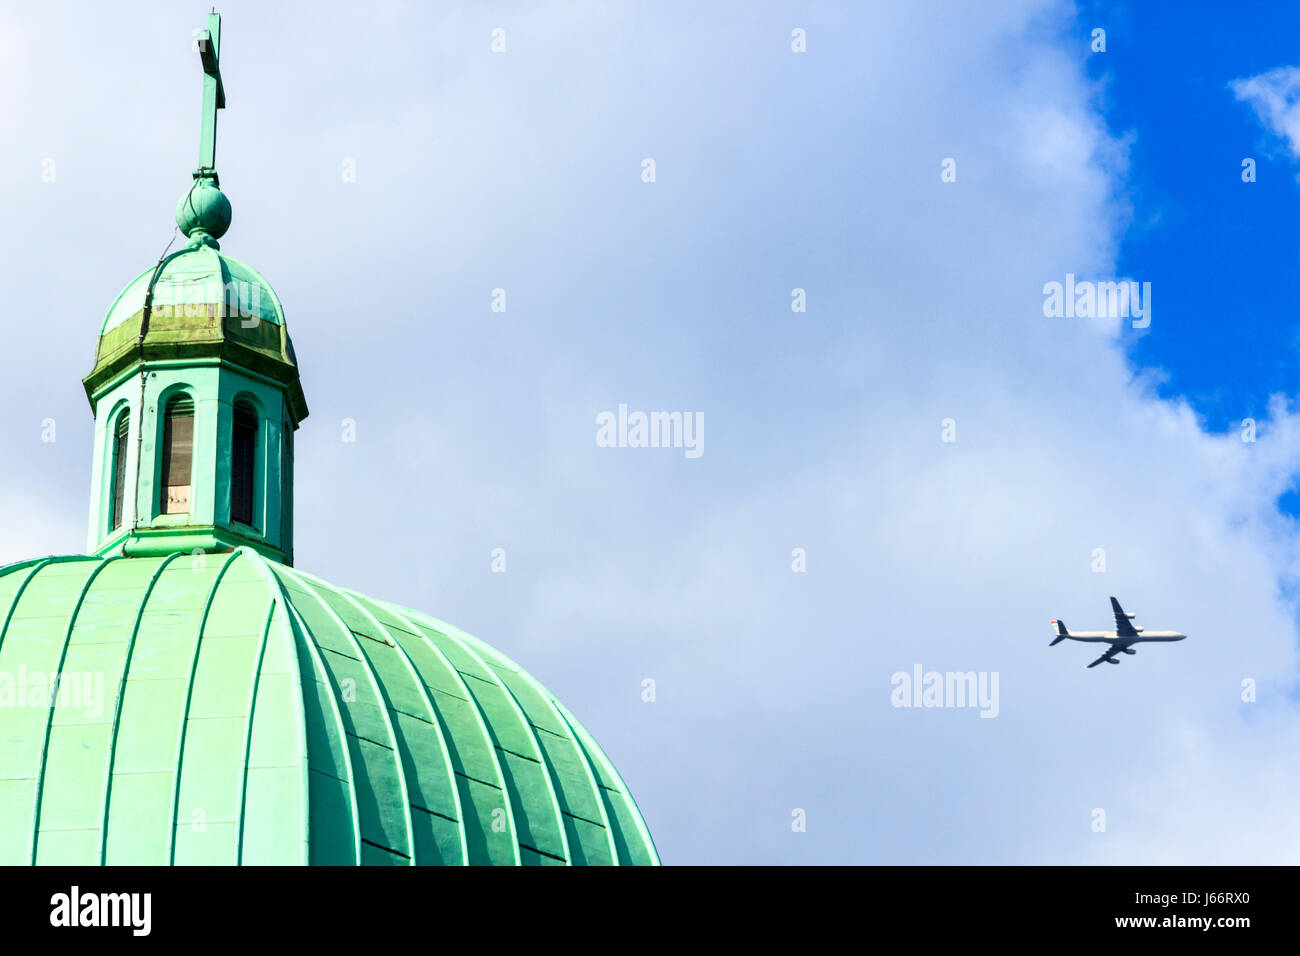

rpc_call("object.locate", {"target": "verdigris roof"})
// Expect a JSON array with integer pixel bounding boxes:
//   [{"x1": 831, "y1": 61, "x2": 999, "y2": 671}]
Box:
[
  {"x1": 100, "y1": 244, "x2": 285, "y2": 339},
  {"x1": 0, "y1": 551, "x2": 658, "y2": 866},
  {"x1": 85, "y1": 243, "x2": 305, "y2": 422}
]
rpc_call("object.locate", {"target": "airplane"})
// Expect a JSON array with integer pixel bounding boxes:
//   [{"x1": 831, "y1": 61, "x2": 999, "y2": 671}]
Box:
[{"x1": 1050, "y1": 597, "x2": 1186, "y2": 668}]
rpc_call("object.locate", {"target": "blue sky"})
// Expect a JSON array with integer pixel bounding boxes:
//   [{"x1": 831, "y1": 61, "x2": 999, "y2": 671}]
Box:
[
  {"x1": 4, "y1": 1, "x2": 1300, "y2": 864},
  {"x1": 1082, "y1": 0, "x2": 1300, "y2": 434}
]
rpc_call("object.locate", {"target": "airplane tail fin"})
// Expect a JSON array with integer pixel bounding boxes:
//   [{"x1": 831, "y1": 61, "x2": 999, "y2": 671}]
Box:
[{"x1": 1049, "y1": 620, "x2": 1069, "y2": 646}]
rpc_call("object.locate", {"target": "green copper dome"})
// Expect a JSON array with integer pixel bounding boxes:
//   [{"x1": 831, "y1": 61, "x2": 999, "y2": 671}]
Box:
[
  {"x1": 0, "y1": 551, "x2": 659, "y2": 865},
  {"x1": 99, "y1": 244, "x2": 284, "y2": 340},
  {"x1": 86, "y1": 242, "x2": 305, "y2": 424}
]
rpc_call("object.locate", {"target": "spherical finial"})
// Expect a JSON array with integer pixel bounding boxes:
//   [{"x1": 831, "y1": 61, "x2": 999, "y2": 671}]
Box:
[{"x1": 177, "y1": 178, "x2": 232, "y2": 243}]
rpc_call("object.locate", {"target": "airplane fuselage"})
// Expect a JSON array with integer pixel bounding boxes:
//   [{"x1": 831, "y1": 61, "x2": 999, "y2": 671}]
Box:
[{"x1": 1059, "y1": 630, "x2": 1186, "y2": 643}]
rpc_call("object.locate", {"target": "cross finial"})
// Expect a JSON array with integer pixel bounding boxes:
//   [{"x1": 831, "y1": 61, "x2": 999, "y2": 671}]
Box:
[
  {"x1": 194, "y1": 11, "x2": 225, "y2": 179},
  {"x1": 176, "y1": 11, "x2": 232, "y2": 246}
]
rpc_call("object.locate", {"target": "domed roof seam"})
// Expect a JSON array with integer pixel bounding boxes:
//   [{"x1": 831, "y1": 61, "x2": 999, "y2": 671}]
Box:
[
  {"x1": 276, "y1": 566, "x2": 417, "y2": 864},
  {"x1": 393, "y1": 608, "x2": 572, "y2": 865},
  {"x1": 234, "y1": 596, "x2": 281, "y2": 864},
  {"x1": 30, "y1": 556, "x2": 120, "y2": 863},
  {"x1": 334, "y1": 589, "x2": 470, "y2": 864},
  {"x1": 0, "y1": 558, "x2": 72, "y2": 647},
  {"x1": 252, "y1": 556, "x2": 361, "y2": 863},
  {"x1": 496, "y1": 660, "x2": 621, "y2": 864},
  {"x1": 234, "y1": 547, "x2": 313, "y2": 865},
  {"x1": 553, "y1": 699, "x2": 662, "y2": 866},
  {"x1": 165, "y1": 550, "x2": 242, "y2": 864},
  {"x1": 98, "y1": 553, "x2": 184, "y2": 864},
  {"x1": 282, "y1": 597, "x2": 360, "y2": 862},
  {"x1": 364, "y1": 596, "x2": 523, "y2": 865},
  {"x1": 443, "y1": 637, "x2": 575, "y2": 866},
  {"x1": 371, "y1": 598, "x2": 648, "y2": 865}
]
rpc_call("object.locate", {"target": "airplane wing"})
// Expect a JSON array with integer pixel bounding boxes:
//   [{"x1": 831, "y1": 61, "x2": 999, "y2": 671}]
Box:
[
  {"x1": 1110, "y1": 597, "x2": 1139, "y2": 638},
  {"x1": 1086, "y1": 643, "x2": 1123, "y2": 668}
]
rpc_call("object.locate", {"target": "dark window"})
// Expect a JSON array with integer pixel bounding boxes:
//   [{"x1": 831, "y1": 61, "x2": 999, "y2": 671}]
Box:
[
  {"x1": 160, "y1": 396, "x2": 194, "y2": 515},
  {"x1": 110, "y1": 410, "x2": 130, "y2": 530},
  {"x1": 231, "y1": 402, "x2": 258, "y2": 527}
]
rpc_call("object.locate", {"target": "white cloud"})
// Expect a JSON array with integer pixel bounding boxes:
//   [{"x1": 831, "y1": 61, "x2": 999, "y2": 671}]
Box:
[{"x1": 1231, "y1": 65, "x2": 1300, "y2": 158}]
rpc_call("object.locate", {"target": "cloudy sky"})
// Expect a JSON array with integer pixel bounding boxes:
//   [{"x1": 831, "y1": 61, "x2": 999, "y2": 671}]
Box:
[{"x1": 3, "y1": 0, "x2": 1300, "y2": 864}]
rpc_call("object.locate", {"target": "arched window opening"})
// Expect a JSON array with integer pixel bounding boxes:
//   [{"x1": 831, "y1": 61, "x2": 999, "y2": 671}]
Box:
[
  {"x1": 110, "y1": 409, "x2": 130, "y2": 531},
  {"x1": 231, "y1": 401, "x2": 258, "y2": 527},
  {"x1": 161, "y1": 395, "x2": 195, "y2": 515}
]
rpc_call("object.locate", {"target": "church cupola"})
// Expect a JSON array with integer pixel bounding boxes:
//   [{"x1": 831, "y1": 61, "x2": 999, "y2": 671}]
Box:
[
  {"x1": 2, "y1": 10, "x2": 659, "y2": 868},
  {"x1": 83, "y1": 12, "x2": 307, "y2": 565}
]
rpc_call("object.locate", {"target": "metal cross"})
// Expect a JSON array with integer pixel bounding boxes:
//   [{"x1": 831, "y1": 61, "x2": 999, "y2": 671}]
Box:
[{"x1": 194, "y1": 11, "x2": 225, "y2": 175}]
